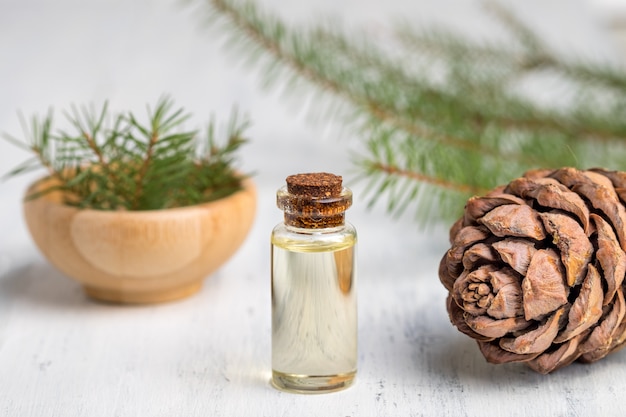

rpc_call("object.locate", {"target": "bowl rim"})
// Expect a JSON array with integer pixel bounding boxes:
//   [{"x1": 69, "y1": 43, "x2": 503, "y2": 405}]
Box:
[{"x1": 23, "y1": 174, "x2": 256, "y2": 216}]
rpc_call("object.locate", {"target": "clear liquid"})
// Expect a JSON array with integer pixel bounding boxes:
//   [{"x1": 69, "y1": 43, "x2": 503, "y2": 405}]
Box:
[{"x1": 271, "y1": 234, "x2": 357, "y2": 394}]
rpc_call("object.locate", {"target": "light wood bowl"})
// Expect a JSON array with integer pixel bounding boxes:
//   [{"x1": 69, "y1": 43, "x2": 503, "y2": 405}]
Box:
[{"x1": 23, "y1": 176, "x2": 256, "y2": 304}]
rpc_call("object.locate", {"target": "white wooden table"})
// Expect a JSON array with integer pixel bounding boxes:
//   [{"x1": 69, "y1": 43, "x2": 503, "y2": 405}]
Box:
[{"x1": 2, "y1": 1, "x2": 626, "y2": 415}]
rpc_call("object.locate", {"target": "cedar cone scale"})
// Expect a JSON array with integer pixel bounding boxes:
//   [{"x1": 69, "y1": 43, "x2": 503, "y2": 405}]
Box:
[{"x1": 439, "y1": 167, "x2": 626, "y2": 374}]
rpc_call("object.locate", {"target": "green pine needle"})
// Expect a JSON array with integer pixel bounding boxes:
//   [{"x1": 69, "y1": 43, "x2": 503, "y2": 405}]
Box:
[
  {"x1": 200, "y1": 0, "x2": 626, "y2": 226},
  {"x1": 2, "y1": 96, "x2": 249, "y2": 211}
]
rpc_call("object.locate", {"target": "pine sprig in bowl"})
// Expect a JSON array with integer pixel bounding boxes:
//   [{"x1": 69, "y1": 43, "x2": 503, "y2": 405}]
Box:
[
  {"x1": 3, "y1": 97, "x2": 257, "y2": 304},
  {"x1": 4, "y1": 96, "x2": 249, "y2": 210}
]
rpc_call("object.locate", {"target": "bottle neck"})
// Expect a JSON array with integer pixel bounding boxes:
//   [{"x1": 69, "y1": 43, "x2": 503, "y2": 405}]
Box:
[
  {"x1": 276, "y1": 185, "x2": 352, "y2": 230},
  {"x1": 283, "y1": 212, "x2": 346, "y2": 229},
  {"x1": 283, "y1": 219, "x2": 346, "y2": 233}
]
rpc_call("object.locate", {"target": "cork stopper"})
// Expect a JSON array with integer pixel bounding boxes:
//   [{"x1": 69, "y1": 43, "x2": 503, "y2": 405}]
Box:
[
  {"x1": 286, "y1": 173, "x2": 343, "y2": 198},
  {"x1": 277, "y1": 172, "x2": 352, "y2": 229}
]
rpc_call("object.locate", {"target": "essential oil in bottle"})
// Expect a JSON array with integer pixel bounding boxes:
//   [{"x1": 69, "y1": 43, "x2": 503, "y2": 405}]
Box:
[{"x1": 271, "y1": 172, "x2": 357, "y2": 394}]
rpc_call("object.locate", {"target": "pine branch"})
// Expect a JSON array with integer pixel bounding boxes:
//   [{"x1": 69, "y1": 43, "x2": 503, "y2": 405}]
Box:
[
  {"x1": 3, "y1": 98, "x2": 249, "y2": 211},
  {"x1": 209, "y1": 0, "x2": 513, "y2": 162},
  {"x1": 202, "y1": 0, "x2": 626, "y2": 224},
  {"x1": 207, "y1": 0, "x2": 508, "y2": 204},
  {"x1": 5, "y1": 111, "x2": 64, "y2": 182},
  {"x1": 128, "y1": 100, "x2": 172, "y2": 210},
  {"x1": 364, "y1": 161, "x2": 488, "y2": 195},
  {"x1": 395, "y1": 25, "x2": 626, "y2": 143}
]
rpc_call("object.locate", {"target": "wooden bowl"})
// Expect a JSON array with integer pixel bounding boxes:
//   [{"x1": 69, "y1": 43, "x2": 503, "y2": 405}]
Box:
[{"x1": 23, "y1": 177, "x2": 256, "y2": 304}]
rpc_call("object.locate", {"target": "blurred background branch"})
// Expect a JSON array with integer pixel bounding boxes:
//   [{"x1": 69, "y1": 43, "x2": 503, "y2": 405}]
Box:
[{"x1": 201, "y1": 0, "x2": 626, "y2": 225}]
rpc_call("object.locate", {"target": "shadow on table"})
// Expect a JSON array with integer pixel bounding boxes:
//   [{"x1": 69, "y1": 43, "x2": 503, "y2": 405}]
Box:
[
  {"x1": 0, "y1": 260, "x2": 89, "y2": 310},
  {"x1": 424, "y1": 327, "x2": 622, "y2": 386},
  {"x1": 426, "y1": 332, "x2": 540, "y2": 383},
  {"x1": 370, "y1": 294, "x2": 615, "y2": 388}
]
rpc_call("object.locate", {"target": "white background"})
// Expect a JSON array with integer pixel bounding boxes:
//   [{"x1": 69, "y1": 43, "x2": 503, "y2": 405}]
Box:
[{"x1": 1, "y1": 1, "x2": 626, "y2": 416}]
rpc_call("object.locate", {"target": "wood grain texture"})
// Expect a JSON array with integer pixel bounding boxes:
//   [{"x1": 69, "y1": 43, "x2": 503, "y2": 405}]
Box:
[{"x1": 22, "y1": 177, "x2": 257, "y2": 303}]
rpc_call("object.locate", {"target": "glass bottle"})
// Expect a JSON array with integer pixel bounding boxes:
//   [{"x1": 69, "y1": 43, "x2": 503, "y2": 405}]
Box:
[{"x1": 271, "y1": 172, "x2": 357, "y2": 394}]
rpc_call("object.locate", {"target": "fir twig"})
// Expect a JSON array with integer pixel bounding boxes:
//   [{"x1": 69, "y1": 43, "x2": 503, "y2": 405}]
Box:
[
  {"x1": 207, "y1": 0, "x2": 494, "y2": 198},
  {"x1": 202, "y1": 0, "x2": 626, "y2": 224},
  {"x1": 2, "y1": 97, "x2": 249, "y2": 211}
]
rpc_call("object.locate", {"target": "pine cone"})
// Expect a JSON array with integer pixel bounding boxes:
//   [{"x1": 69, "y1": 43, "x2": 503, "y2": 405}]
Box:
[{"x1": 439, "y1": 167, "x2": 626, "y2": 374}]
